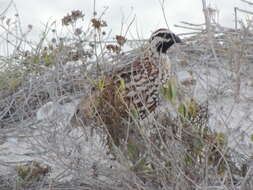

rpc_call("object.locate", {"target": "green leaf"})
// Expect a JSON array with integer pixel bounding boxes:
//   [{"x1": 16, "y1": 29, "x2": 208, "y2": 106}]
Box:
[
  {"x1": 97, "y1": 76, "x2": 105, "y2": 91},
  {"x1": 250, "y1": 134, "x2": 253, "y2": 142},
  {"x1": 187, "y1": 100, "x2": 198, "y2": 118},
  {"x1": 117, "y1": 76, "x2": 125, "y2": 92},
  {"x1": 127, "y1": 141, "x2": 139, "y2": 161},
  {"x1": 161, "y1": 79, "x2": 177, "y2": 103},
  {"x1": 44, "y1": 54, "x2": 53, "y2": 66},
  {"x1": 178, "y1": 103, "x2": 188, "y2": 118}
]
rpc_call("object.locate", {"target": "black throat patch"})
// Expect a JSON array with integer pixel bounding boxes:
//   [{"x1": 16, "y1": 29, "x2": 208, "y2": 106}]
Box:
[{"x1": 156, "y1": 40, "x2": 174, "y2": 53}]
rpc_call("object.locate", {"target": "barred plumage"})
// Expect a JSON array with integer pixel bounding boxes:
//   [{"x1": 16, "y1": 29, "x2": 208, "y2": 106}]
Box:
[{"x1": 189, "y1": 101, "x2": 209, "y2": 129}]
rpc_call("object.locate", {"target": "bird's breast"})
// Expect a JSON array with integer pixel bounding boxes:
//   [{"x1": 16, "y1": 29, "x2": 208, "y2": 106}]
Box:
[{"x1": 110, "y1": 51, "x2": 171, "y2": 118}]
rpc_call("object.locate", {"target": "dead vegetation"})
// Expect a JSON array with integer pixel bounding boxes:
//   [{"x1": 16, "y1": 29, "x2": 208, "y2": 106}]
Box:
[{"x1": 0, "y1": 0, "x2": 253, "y2": 190}]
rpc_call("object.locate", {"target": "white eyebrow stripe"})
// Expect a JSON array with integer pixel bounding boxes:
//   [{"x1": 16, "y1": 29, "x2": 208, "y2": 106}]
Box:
[{"x1": 151, "y1": 29, "x2": 171, "y2": 38}]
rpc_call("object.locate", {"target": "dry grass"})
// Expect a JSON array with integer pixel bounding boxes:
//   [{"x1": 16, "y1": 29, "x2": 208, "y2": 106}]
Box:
[{"x1": 0, "y1": 1, "x2": 253, "y2": 190}]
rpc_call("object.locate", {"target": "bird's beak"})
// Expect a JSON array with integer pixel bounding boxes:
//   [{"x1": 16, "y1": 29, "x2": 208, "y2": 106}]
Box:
[{"x1": 174, "y1": 34, "x2": 182, "y2": 43}]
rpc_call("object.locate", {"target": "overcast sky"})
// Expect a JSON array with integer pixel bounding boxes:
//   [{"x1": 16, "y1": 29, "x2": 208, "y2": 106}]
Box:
[{"x1": 0, "y1": 0, "x2": 251, "y2": 39}]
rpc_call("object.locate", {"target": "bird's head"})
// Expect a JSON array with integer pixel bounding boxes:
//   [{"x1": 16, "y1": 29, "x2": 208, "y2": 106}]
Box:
[{"x1": 149, "y1": 28, "x2": 181, "y2": 54}]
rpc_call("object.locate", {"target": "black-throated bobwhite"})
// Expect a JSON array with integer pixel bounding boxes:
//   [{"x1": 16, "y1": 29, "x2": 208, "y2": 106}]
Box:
[{"x1": 76, "y1": 28, "x2": 181, "y2": 123}]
